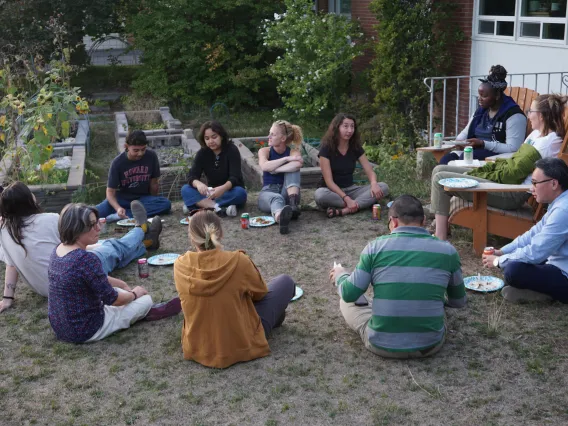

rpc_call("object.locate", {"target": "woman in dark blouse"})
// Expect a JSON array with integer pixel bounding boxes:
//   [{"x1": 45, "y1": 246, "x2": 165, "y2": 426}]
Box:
[
  {"x1": 315, "y1": 113, "x2": 389, "y2": 217},
  {"x1": 181, "y1": 121, "x2": 247, "y2": 217}
]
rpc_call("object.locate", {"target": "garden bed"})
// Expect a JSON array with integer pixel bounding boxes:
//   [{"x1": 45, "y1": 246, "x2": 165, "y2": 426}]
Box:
[{"x1": 235, "y1": 137, "x2": 326, "y2": 189}]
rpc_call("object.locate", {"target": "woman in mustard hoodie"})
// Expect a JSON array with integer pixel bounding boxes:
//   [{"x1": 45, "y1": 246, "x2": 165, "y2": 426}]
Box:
[{"x1": 174, "y1": 210, "x2": 295, "y2": 368}]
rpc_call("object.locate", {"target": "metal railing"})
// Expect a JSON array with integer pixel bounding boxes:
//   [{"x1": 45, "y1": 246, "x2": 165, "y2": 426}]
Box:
[{"x1": 423, "y1": 71, "x2": 568, "y2": 145}]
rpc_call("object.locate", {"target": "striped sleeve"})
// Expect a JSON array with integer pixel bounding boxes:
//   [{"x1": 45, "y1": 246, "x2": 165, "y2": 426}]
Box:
[
  {"x1": 336, "y1": 242, "x2": 374, "y2": 303},
  {"x1": 446, "y1": 251, "x2": 466, "y2": 308}
]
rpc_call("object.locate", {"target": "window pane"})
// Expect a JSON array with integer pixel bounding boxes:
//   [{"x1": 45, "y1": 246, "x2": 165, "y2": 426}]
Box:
[
  {"x1": 522, "y1": 0, "x2": 566, "y2": 17},
  {"x1": 479, "y1": 20, "x2": 495, "y2": 35},
  {"x1": 479, "y1": 0, "x2": 515, "y2": 16},
  {"x1": 339, "y1": 0, "x2": 351, "y2": 14},
  {"x1": 543, "y1": 23, "x2": 565, "y2": 40},
  {"x1": 497, "y1": 21, "x2": 515, "y2": 36},
  {"x1": 521, "y1": 22, "x2": 541, "y2": 38}
]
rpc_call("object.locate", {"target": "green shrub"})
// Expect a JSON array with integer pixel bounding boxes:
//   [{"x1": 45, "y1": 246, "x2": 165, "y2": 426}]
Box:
[
  {"x1": 263, "y1": 0, "x2": 364, "y2": 120},
  {"x1": 369, "y1": 0, "x2": 464, "y2": 149},
  {"x1": 125, "y1": 0, "x2": 282, "y2": 107}
]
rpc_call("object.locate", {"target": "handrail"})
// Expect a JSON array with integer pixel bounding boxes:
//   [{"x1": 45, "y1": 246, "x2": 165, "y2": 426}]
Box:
[{"x1": 424, "y1": 71, "x2": 568, "y2": 145}]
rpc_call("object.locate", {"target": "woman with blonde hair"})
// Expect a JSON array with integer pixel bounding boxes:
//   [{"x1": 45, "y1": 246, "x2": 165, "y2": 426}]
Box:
[
  {"x1": 174, "y1": 210, "x2": 295, "y2": 368},
  {"x1": 315, "y1": 113, "x2": 389, "y2": 217},
  {"x1": 257, "y1": 120, "x2": 303, "y2": 234}
]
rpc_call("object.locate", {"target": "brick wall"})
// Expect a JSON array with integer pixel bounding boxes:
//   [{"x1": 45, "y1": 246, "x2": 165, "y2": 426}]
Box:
[{"x1": 351, "y1": 0, "x2": 377, "y2": 75}]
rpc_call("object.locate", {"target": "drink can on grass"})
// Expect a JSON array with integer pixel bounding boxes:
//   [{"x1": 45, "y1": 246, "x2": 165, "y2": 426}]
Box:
[
  {"x1": 99, "y1": 218, "x2": 107, "y2": 234},
  {"x1": 372, "y1": 204, "x2": 381, "y2": 220},
  {"x1": 138, "y1": 258, "x2": 149, "y2": 278},
  {"x1": 241, "y1": 213, "x2": 250, "y2": 229},
  {"x1": 483, "y1": 247, "x2": 495, "y2": 256}
]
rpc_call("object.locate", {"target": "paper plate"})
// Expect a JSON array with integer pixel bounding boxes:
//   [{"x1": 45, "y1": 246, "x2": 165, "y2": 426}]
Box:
[
  {"x1": 249, "y1": 216, "x2": 276, "y2": 227},
  {"x1": 439, "y1": 178, "x2": 479, "y2": 189},
  {"x1": 291, "y1": 285, "x2": 304, "y2": 302},
  {"x1": 148, "y1": 253, "x2": 180, "y2": 266},
  {"x1": 180, "y1": 217, "x2": 191, "y2": 225},
  {"x1": 116, "y1": 218, "x2": 137, "y2": 227},
  {"x1": 464, "y1": 275, "x2": 504, "y2": 293}
]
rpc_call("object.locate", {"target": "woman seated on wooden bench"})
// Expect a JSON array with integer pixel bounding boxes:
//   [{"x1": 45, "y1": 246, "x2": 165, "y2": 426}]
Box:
[
  {"x1": 439, "y1": 65, "x2": 527, "y2": 165},
  {"x1": 314, "y1": 113, "x2": 389, "y2": 218},
  {"x1": 432, "y1": 94, "x2": 567, "y2": 240}
]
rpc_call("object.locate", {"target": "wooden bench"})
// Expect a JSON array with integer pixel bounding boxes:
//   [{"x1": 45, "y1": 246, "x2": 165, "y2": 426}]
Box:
[{"x1": 445, "y1": 105, "x2": 568, "y2": 254}]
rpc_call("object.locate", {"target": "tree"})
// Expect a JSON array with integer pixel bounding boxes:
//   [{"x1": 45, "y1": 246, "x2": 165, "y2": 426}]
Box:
[
  {"x1": 369, "y1": 0, "x2": 464, "y2": 148},
  {"x1": 125, "y1": 0, "x2": 283, "y2": 107}
]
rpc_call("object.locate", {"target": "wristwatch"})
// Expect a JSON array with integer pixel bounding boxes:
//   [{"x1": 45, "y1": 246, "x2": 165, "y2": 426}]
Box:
[{"x1": 493, "y1": 257, "x2": 500, "y2": 268}]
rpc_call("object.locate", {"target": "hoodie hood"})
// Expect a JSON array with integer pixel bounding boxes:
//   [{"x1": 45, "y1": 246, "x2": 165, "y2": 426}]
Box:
[{"x1": 174, "y1": 249, "x2": 241, "y2": 297}]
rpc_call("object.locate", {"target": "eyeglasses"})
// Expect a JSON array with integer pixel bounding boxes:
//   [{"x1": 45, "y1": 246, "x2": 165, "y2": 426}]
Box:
[
  {"x1": 275, "y1": 120, "x2": 289, "y2": 135},
  {"x1": 527, "y1": 109, "x2": 540, "y2": 114},
  {"x1": 89, "y1": 221, "x2": 101, "y2": 230},
  {"x1": 531, "y1": 178, "x2": 554, "y2": 187}
]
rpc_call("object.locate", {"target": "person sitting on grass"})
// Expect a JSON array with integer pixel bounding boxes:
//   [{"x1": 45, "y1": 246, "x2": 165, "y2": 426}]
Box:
[
  {"x1": 181, "y1": 121, "x2": 247, "y2": 217},
  {"x1": 439, "y1": 65, "x2": 527, "y2": 165},
  {"x1": 47, "y1": 203, "x2": 180, "y2": 343},
  {"x1": 432, "y1": 94, "x2": 566, "y2": 240},
  {"x1": 0, "y1": 182, "x2": 162, "y2": 313},
  {"x1": 257, "y1": 120, "x2": 303, "y2": 234},
  {"x1": 482, "y1": 158, "x2": 568, "y2": 304},
  {"x1": 330, "y1": 195, "x2": 466, "y2": 359},
  {"x1": 174, "y1": 209, "x2": 295, "y2": 368},
  {"x1": 96, "y1": 130, "x2": 171, "y2": 223},
  {"x1": 314, "y1": 113, "x2": 389, "y2": 218}
]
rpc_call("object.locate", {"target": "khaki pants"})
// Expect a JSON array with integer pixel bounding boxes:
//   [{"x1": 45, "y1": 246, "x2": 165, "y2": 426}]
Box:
[
  {"x1": 430, "y1": 165, "x2": 530, "y2": 216},
  {"x1": 339, "y1": 299, "x2": 444, "y2": 359}
]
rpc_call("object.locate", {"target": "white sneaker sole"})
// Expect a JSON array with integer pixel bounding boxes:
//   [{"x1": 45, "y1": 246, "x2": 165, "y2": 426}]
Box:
[{"x1": 226, "y1": 205, "x2": 237, "y2": 217}]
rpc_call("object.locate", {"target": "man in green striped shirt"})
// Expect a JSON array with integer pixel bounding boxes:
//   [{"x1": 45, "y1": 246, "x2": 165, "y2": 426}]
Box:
[{"x1": 331, "y1": 195, "x2": 466, "y2": 358}]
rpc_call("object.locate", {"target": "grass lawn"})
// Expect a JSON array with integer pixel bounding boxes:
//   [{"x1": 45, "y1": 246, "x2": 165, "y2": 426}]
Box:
[
  {"x1": 2, "y1": 117, "x2": 568, "y2": 425},
  {"x1": 2, "y1": 190, "x2": 568, "y2": 425}
]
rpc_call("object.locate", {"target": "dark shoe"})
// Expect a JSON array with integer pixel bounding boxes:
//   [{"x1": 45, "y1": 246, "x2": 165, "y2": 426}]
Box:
[
  {"x1": 143, "y1": 215, "x2": 162, "y2": 250},
  {"x1": 501, "y1": 286, "x2": 553, "y2": 303},
  {"x1": 131, "y1": 200, "x2": 148, "y2": 232},
  {"x1": 216, "y1": 208, "x2": 227, "y2": 218},
  {"x1": 289, "y1": 194, "x2": 301, "y2": 220},
  {"x1": 144, "y1": 297, "x2": 182, "y2": 321},
  {"x1": 279, "y1": 205, "x2": 293, "y2": 235}
]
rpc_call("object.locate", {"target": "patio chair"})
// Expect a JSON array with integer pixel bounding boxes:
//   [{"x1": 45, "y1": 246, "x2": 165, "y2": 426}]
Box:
[{"x1": 444, "y1": 105, "x2": 568, "y2": 255}]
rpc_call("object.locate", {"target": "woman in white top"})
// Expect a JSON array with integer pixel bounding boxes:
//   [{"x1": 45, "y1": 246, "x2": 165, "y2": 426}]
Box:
[{"x1": 431, "y1": 94, "x2": 566, "y2": 240}]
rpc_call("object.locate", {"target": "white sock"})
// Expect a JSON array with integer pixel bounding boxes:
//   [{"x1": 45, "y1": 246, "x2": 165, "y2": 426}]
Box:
[{"x1": 214, "y1": 203, "x2": 221, "y2": 212}]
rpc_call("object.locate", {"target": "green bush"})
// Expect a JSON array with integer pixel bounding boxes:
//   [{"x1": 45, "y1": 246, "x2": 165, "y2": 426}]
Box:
[
  {"x1": 125, "y1": 0, "x2": 282, "y2": 107},
  {"x1": 263, "y1": 0, "x2": 364, "y2": 120},
  {"x1": 369, "y1": 0, "x2": 464, "y2": 149}
]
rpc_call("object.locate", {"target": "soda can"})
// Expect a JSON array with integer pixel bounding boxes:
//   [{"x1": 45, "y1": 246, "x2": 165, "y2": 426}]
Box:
[
  {"x1": 372, "y1": 204, "x2": 381, "y2": 220},
  {"x1": 433, "y1": 132, "x2": 443, "y2": 148},
  {"x1": 207, "y1": 186, "x2": 214, "y2": 197},
  {"x1": 241, "y1": 213, "x2": 250, "y2": 229},
  {"x1": 464, "y1": 146, "x2": 474, "y2": 164},
  {"x1": 99, "y1": 218, "x2": 107, "y2": 234},
  {"x1": 483, "y1": 247, "x2": 495, "y2": 256},
  {"x1": 138, "y1": 258, "x2": 149, "y2": 278}
]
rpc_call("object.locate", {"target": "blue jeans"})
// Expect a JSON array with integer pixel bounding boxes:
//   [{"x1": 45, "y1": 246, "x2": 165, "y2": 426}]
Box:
[
  {"x1": 89, "y1": 227, "x2": 147, "y2": 275},
  {"x1": 257, "y1": 171, "x2": 301, "y2": 216},
  {"x1": 96, "y1": 194, "x2": 171, "y2": 219},
  {"x1": 439, "y1": 148, "x2": 495, "y2": 165},
  {"x1": 181, "y1": 185, "x2": 247, "y2": 208},
  {"x1": 503, "y1": 261, "x2": 568, "y2": 303}
]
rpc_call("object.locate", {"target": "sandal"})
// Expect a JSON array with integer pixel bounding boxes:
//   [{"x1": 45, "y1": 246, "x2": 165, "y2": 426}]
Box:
[{"x1": 326, "y1": 207, "x2": 343, "y2": 218}]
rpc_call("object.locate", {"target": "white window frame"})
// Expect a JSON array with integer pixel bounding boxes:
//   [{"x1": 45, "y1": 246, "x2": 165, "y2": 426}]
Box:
[
  {"x1": 328, "y1": 0, "x2": 351, "y2": 18},
  {"x1": 474, "y1": 0, "x2": 568, "y2": 47}
]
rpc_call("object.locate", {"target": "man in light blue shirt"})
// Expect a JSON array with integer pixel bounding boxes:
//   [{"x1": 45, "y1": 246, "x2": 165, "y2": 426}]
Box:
[{"x1": 482, "y1": 158, "x2": 568, "y2": 303}]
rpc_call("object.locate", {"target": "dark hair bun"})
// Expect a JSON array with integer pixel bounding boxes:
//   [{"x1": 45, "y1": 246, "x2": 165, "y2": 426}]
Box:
[{"x1": 488, "y1": 65, "x2": 507, "y2": 83}]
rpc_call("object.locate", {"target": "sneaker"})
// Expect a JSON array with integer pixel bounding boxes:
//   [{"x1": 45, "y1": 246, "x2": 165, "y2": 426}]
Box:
[
  {"x1": 143, "y1": 215, "x2": 162, "y2": 250},
  {"x1": 279, "y1": 205, "x2": 293, "y2": 235},
  {"x1": 226, "y1": 205, "x2": 237, "y2": 217},
  {"x1": 501, "y1": 286, "x2": 553, "y2": 303},
  {"x1": 131, "y1": 200, "x2": 148, "y2": 233},
  {"x1": 274, "y1": 310, "x2": 286, "y2": 328},
  {"x1": 216, "y1": 208, "x2": 227, "y2": 218},
  {"x1": 143, "y1": 297, "x2": 182, "y2": 321},
  {"x1": 182, "y1": 204, "x2": 189, "y2": 215}
]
